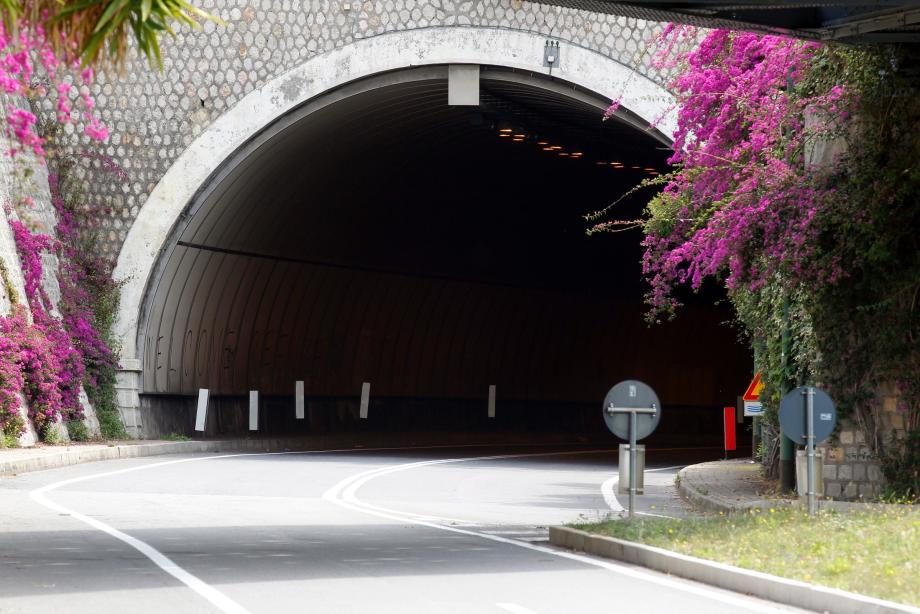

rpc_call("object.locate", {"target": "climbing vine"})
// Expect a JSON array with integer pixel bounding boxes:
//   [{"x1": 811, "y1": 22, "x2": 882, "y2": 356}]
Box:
[{"x1": 591, "y1": 27, "x2": 920, "y2": 496}]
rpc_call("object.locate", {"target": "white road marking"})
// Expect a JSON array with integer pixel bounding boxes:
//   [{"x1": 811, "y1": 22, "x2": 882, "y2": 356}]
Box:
[
  {"x1": 600, "y1": 475, "x2": 623, "y2": 512},
  {"x1": 602, "y1": 465, "x2": 684, "y2": 516},
  {"x1": 25, "y1": 446, "x2": 726, "y2": 613},
  {"x1": 497, "y1": 603, "x2": 540, "y2": 614},
  {"x1": 25, "y1": 444, "x2": 612, "y2": 614},
  {"x1": 31, "y1": 485, "x2": 250, "y2": 614},
  {"x1": 323, "y1": 456, "x2": 789, "y2": 614}
]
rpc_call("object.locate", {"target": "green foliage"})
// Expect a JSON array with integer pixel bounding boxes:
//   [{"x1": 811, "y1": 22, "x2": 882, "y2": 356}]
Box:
[
  {"x1": 66, "y1": 418, "x2": 90, "y2": 441},
  {"x1": 38, "y1": 421, "x2": 60, "y2": 444},
  {"x1": 879, "y1": 429, "x2": 920, "y2": 503},
  {"x1": 1, "y1": 0, "x2": 222, "y2": 67},
  {"x1": 0, "y1": 414, "x2": 23, "y2": 447},
  {"x1": 0, "y1": 256, "x2": 19, "y2": 307},
  {"x1": 55, "y1": 0, "x2": 224, "y2": 67},
  {"x1": 162, "y1": 432, "x2": 189, "y2": 441}
]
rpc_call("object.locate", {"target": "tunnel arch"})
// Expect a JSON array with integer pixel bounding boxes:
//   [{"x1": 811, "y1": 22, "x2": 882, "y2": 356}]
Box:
[
  {"x1": 113, "y1": 26, "x2": 678, "y2": 367},
  {"x1": 110, "y1": 26, "x2": 753, "y2": 440}
]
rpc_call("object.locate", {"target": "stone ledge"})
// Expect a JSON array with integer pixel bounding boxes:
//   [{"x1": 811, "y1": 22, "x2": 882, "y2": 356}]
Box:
[{"x1": 549, "y1": 526, "x2": 920, "y2": 614}]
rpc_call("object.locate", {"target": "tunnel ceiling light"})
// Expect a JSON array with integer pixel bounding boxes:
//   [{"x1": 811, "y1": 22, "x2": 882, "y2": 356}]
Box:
[
  {"x1": 571, "y1": 152, "x2": 583, "y2": 157},
  {"x1": 499, "y1": 133, "x2": 511, "y2": 138},
  {"x1": 631, "y1": 165, "x2": 642, "y2": 169},
  {"x1": 559, "y1": 152, "x2": 570, "y2": 157},
  {"x1": 550, "y1": 145, "x2": 562, "y2": 150},
  {"x1": 513, "y1": 133, "x2": 526, "y2": 138},
  {"x1": 542, "y1": 146, "x2": 554, "y2": 151},
  {"x1": 643, "y1": 167, "x2": 656, "y2": 171},
  {"x1": 537, "y1": 140, "x2": 549, "y2": 146},
  {"x1": 597, "y1": 161, "x2": 607, "y2": 165}
]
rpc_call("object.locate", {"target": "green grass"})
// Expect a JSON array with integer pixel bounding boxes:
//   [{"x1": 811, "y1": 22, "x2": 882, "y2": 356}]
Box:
[{"x1": 573, "y1": 507, "x2": 920, "y2": 606}]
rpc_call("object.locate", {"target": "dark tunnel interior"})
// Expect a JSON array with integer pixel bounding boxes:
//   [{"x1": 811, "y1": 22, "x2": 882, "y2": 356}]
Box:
[{"x1": 140, "y1": 66, "x2": 752, "y2": 447}]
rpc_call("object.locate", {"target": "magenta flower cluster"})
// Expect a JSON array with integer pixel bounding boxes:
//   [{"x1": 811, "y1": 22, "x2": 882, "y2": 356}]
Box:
[
  {"x1": 1, "y1": 173, "x2": 121, "y2": 435},
  {"x1": 637, "y1": 28, "x2": 852, "y2": 316}
]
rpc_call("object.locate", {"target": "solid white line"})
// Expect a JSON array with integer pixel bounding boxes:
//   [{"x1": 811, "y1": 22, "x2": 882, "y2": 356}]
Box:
[
  {"x1": 602, "y1": 464, "x2": 684, "y2": 514},
  {"x1": 497, "y1": 603, "x2": 539, "y2": 614},
  {"x1": 324, "y1": 456, "x2": 787, "y2": 614},
  {"x1": 30, "y1": 486, "x2": 250, "y2": 614},
  {"x1": 600, "y1": 475, "x2": 623, "y2": 512}
]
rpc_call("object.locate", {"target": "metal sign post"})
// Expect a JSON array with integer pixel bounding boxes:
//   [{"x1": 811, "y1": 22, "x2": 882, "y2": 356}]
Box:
[
  {"x1": 602, "y1": 380, "x2": 662, "y2": 520},
  {"x1": 779, "y1": 386, "x2": 837, "y2": 516},
  {"x1": 607, "y1": 405, "x2": 657, "y2": 518},
  {"x1": 805, "y1": 387, "x2": 816, "y2": 515}
]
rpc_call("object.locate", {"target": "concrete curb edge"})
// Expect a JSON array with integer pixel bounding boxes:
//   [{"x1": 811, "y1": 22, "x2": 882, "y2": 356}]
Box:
[
  {"x1": 0, "y1": 438, "x2": 351, "y2": 475},
  {"x1": 676, "y1": 465, "x2": 798, "y2": 514},
  {"x1": 549, "y1": 526, "x2": 920, "y2": 614}
]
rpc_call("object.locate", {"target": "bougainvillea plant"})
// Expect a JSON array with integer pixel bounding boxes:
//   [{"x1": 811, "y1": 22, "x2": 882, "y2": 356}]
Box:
[
  {"x1": 0, "y1": 15, "x2": 111, "y2": 441},
  {"x1": 634, "y1": 27, "x2": 852, "y2": 317},
  {"x1": 590, "y1": 26, "x2": 920, "y2": 495}
]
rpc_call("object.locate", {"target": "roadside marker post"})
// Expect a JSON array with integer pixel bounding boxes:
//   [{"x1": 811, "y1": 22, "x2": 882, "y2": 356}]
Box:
[
  {"x1": 723, "y1": 407, "x2": 736, "y2": 460},
  {"x1": 194, "y1": 388, "x2": 209, "y2": 432},
  {"x1": 602, "y1": 380, "x2": 662, "y2": 520},
  {"x1": 249, "y1": 390, "x2": 259, "y2": 431},
  {"x1": 359, "y1": 382, "x2": 370, "y2": 419},
  {"x1": 487, "y1": 385, "x2": 496, "y2": 418},
  {"x1": 295, "y1": 381, "x2": 305, "y2": 420}
]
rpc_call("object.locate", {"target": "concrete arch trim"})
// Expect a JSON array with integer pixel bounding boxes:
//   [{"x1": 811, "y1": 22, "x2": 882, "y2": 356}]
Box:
[{"x1": 114, "y1": 25, "x2": 677, "y2": 366}]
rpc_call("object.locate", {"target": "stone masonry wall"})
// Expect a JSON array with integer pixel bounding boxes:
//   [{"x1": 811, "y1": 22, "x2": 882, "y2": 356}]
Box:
[
  {"x1": 35, "y1": 0, "x2": 667, "y2": 262},
  {"x1": 820, "y1": 382, "x2": 909, "y2": 500}
]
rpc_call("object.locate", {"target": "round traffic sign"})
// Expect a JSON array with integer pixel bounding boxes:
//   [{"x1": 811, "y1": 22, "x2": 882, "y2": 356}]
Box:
[
  {"x1": 779, "y1": 386, "x2": 836, "y2": 446},
  {"x1": 602, "y1": 380, "x2": 662, "y2": 440}
]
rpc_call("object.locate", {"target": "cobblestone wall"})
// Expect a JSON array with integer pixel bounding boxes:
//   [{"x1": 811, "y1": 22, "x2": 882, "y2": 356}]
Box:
[
  {"x1": 36, "y1": 1, "x2": 665, "y2": 261},
  {"x1": 820, "y1": 382, "x2": 909, "y2": 500}
]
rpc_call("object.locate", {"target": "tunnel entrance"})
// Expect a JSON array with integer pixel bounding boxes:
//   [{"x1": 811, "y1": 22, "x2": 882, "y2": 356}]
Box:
[{"x1": 140, "y1": 65, "x2": 751, "y2": 445}]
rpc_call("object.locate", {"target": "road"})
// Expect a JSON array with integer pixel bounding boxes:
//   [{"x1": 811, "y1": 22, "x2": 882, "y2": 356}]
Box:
[{"x1": 0, "y1": 445, "x2": 806, "y2": 613}]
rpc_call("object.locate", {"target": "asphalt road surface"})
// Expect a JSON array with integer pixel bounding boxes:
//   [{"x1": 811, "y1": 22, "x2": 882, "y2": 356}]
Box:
[{"x1": 0, "y1": 445, "x2": 807, "y2": 614}]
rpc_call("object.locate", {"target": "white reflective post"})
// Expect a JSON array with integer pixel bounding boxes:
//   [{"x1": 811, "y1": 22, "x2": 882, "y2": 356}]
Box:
[
  {"x1": 249, "y1": 390, "x2": 259, "y2": 431},
  {"x1": 195, "y1": 388, "x2": 209, "y2": 432},
  {"x1": 295, "y1": 380, "x2": 305, "y2": 420},
  {"x1": 360, "y1": 382, "x2": 370, "y2": 419},
  {"x1": 488, "y1": 385, "x2": 496, "y2": 418}
]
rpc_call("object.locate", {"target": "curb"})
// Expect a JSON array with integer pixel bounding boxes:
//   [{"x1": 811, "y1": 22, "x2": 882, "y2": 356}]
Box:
[
  {"x1": 676, "y1": 466, "x2": 784, "y2": 514},
  {"x1": 0, "y1": 435, "x2": 600, "y2": 476},
  {"x1": 549, "y1": 526, "x2": 920, "y2": 614},
  {"x1": 0, "y1": 438, "x2": 323, "y2": 475}
]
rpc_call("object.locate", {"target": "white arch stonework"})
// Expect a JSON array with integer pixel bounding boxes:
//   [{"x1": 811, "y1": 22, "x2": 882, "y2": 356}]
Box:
[{"x1": 112, "y1": 26, "x2": 676, "y2": 434}]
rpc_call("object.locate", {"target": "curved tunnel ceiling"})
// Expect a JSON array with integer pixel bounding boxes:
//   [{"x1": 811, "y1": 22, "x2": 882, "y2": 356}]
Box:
[{"x1": 143, "y1": 66, "x2": 751, "y2": 407}]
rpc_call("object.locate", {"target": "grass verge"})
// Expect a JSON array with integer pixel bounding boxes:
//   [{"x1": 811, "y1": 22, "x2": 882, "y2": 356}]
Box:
[{"x1": 573, "y1": 507, "x2": 920, "y2": 606}]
